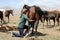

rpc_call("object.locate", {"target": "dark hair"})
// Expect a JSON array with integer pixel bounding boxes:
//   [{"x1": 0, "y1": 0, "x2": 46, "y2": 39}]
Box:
[
  {"x1": 23, "y1": 4, "x2": 30, "y2": 11},
  {"x1": 23, "y1": 9, "x2": 28, "y2": 13}
]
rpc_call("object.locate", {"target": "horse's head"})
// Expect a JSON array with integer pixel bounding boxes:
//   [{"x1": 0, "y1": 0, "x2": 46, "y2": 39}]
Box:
[
  {"x1": 21, "y1": 5, "x2": 30, "y2": 16},
  {"x1": 23, "y1": 4, "x2": 30, "y2": 12},
  {"x1": 9, "y1": 10, "x2": 13, "y2": 16},
  {"x1": 21, "y1": 4, "x2": 30, "y2": 14}
]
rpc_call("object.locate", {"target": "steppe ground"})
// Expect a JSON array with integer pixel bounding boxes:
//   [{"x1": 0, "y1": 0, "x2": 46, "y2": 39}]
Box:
[{"x1": 0, "y1": 14, "x2": 60, "y2": 40}]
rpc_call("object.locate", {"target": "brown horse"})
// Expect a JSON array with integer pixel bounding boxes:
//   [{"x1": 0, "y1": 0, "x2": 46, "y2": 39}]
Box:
[
  {"x1": 42, "y1": 10, "x2": 60, "y2": 27},
  {"x1": 50, "y1": 10, "x2": 60, "y2": 26},
  {"x1": 48, "y1": 10, "x2": 59, "y2": 26},
  {"x1": 5, "y1": 10, "x2": 13, "y2": 23},
  {"x1": 23, "y1": 5, "x2": 44, "y2": 34}
]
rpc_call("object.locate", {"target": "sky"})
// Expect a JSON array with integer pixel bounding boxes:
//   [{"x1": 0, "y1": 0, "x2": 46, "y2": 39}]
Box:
[{"x1": 0, "y1": 0, "x2": 60, "y2": 9}]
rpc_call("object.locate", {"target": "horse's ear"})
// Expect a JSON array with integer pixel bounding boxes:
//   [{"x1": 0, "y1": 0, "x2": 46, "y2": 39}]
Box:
[{"x1": 24, "y1": 4, "x2": 28, "y2": 7}]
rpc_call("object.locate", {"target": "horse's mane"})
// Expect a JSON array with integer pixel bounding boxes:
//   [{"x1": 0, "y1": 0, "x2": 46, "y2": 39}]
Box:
[
  {"x1": 23, "y1": 4, "x2": 31, "y2": 11},
  {"x1": 43, "y1": 11, "x2": 48, "y2": 15}
]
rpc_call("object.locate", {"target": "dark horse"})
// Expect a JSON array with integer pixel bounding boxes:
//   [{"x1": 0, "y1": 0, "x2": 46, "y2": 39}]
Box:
[
  {"x1": 0, "y1": 11, "x2": 4, "y2": 25},
  {"x1": 5, "y1": 10, "x2": 13, "y2": 23},
  {"x1": 23, "y1": 5, "x2": 44, "y2": 34}
]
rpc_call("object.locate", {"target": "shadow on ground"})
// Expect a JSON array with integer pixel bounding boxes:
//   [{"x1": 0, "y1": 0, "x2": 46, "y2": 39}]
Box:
[
  {"x1": 27, "y1": 37, "x2": 43, "y2": 40},
  {"x1": 56, "y1": 29, "x2": 60, "y2": 31},
  {"x1": 27, "y1": 31, "x2": 47, "y2": 37},
  {"x1": 43, "y1": 25, "x2": 55, "y2": 28}
]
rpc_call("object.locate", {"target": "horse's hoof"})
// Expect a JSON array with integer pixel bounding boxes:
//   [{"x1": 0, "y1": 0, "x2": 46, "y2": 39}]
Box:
[{"x1": 24, "y1": 34, "x2": 29, "y2": 38}]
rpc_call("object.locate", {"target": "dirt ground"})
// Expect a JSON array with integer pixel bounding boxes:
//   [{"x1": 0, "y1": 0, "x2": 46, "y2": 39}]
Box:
[{"x1": 0, "y1": 15, "x2": 60, "y2": 40}]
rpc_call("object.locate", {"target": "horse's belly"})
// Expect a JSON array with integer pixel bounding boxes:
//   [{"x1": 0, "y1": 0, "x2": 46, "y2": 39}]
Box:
[
  {"x1": 30, "y1": 17, "x2": 35, "y2": 20},
  {"x1": 5, "y1": 14, "x2": 8, "y2": 17},
  {"x1": 29, "y1": 15, "x2": 35, "y2": 20},
  {"x1": 29, "y1": 12, "x2": 36, "y2": 20}
]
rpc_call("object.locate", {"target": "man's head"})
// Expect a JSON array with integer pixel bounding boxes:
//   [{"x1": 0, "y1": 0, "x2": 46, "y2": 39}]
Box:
[
  {"x1": 22, "y1": 8, "x2": 29, "y2": 16},
  {"x1": 22, "y1": 8, "x2": 28, "y2": 13}
]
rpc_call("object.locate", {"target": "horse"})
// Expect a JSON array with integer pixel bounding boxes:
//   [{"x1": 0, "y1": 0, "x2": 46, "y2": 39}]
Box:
[
  {"x1": 0, "y1": 11, "x2": 4, "y2": 25},
  {"x1": 42, "y1": 10, "x2": 60, "y2": 28},
  {"x1": 5, "y1": 10, "x2": 13, "y2": 23},
  {"x1": 22, "y1": 5, "x2": 44, "y2": 34}
]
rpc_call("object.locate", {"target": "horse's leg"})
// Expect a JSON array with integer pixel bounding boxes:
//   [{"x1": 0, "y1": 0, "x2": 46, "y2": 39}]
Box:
[
  {"x1": 34, "y1": 20, "x2": 39, "y2": 33},
  {"x1": 24, "y1": 21, "x2": 31, "y2": 37},
  {"x1": 56, "y1": 14, "x2": 59, "y2": 26},
  {"x1": 55, "y1": 17, "x2": 57, "y2": 27},
  {"x1": 8, "y1": 16, "x2": 9, "y2": 23},
  {"x1": 31, "y1": 22, "x2": 35, "y2": 34},
  {"x1": 49, "y1": 17, "x2": 51, "y2": 26},
  {"x1": 57, "y1": 18, "x2": 59, "y2": 26},
  {"x1": 42, "y1": 17, "x2": 45, "y2": 27},
  {"x1": 1, "y1": 19, "x2": 3, "y2": 27},
  {"x1": 53, "y1": 18, "x2": 55, "y2": 26},
  {"x1": 46, "y1": 17, "x2": 48, "y2": 28},
  {"x1": 31, "y1": 26, "x2": 34, "y2": 34}
]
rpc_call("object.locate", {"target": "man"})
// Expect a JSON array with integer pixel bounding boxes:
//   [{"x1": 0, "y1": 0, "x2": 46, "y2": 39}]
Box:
[{"x1": 11, "y1": 8, "x2": 34, "y2": 37}]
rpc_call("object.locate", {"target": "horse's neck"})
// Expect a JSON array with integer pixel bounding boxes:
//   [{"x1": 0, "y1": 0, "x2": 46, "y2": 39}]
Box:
[
  {"x1": 9, "y1": 11, "x2": 12, "y2": 15},
  {"x1": 6, "y1": 12, "x2": 10, "y2": 16},
  {"x1": 29, "y1": 12, "x2": 36, "y2": 20}
]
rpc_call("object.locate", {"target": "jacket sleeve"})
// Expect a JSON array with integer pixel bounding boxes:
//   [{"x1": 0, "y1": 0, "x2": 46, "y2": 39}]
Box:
[{"x1": 24, "y1": 15, "x2": 30, "y2": 21}]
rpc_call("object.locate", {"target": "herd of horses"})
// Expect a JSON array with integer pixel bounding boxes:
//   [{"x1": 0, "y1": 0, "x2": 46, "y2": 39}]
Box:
[{"x1": 0, "y1": 5, "x2": 60, "y2": 32}]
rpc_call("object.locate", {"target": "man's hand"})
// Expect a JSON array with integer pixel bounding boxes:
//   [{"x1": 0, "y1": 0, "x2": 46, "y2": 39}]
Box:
[{"x1": 29, "y1": 20, "x2": 35, "y2": 22}]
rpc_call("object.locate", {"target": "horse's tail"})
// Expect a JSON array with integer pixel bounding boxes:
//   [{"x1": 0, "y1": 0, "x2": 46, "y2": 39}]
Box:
[{"x1": 36, "y1": 6, "x2": 44, "y2": 22}]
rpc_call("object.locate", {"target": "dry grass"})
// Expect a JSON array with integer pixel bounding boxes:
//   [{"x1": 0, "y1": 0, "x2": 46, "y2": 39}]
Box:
[{"x1": 0, "y1": 14, "x2": 60, "y2": 40}]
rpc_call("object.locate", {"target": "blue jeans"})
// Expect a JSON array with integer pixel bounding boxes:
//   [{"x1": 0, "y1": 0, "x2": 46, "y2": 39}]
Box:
[
  {"x1": 12, "y1": 28, "x2": 24, "y2": 37},
  {"x1": 12, "y1": 25, "x2": 29, "y2": 37}
]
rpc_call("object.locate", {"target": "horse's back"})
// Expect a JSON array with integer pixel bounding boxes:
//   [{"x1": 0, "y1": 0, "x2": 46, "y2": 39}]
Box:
[
  {"x1": 5, "y1": 10, "x2": 13, "y2": 17},
  {"x1": 48, "y1": 10, "x2": 59, "y2": 17}
]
